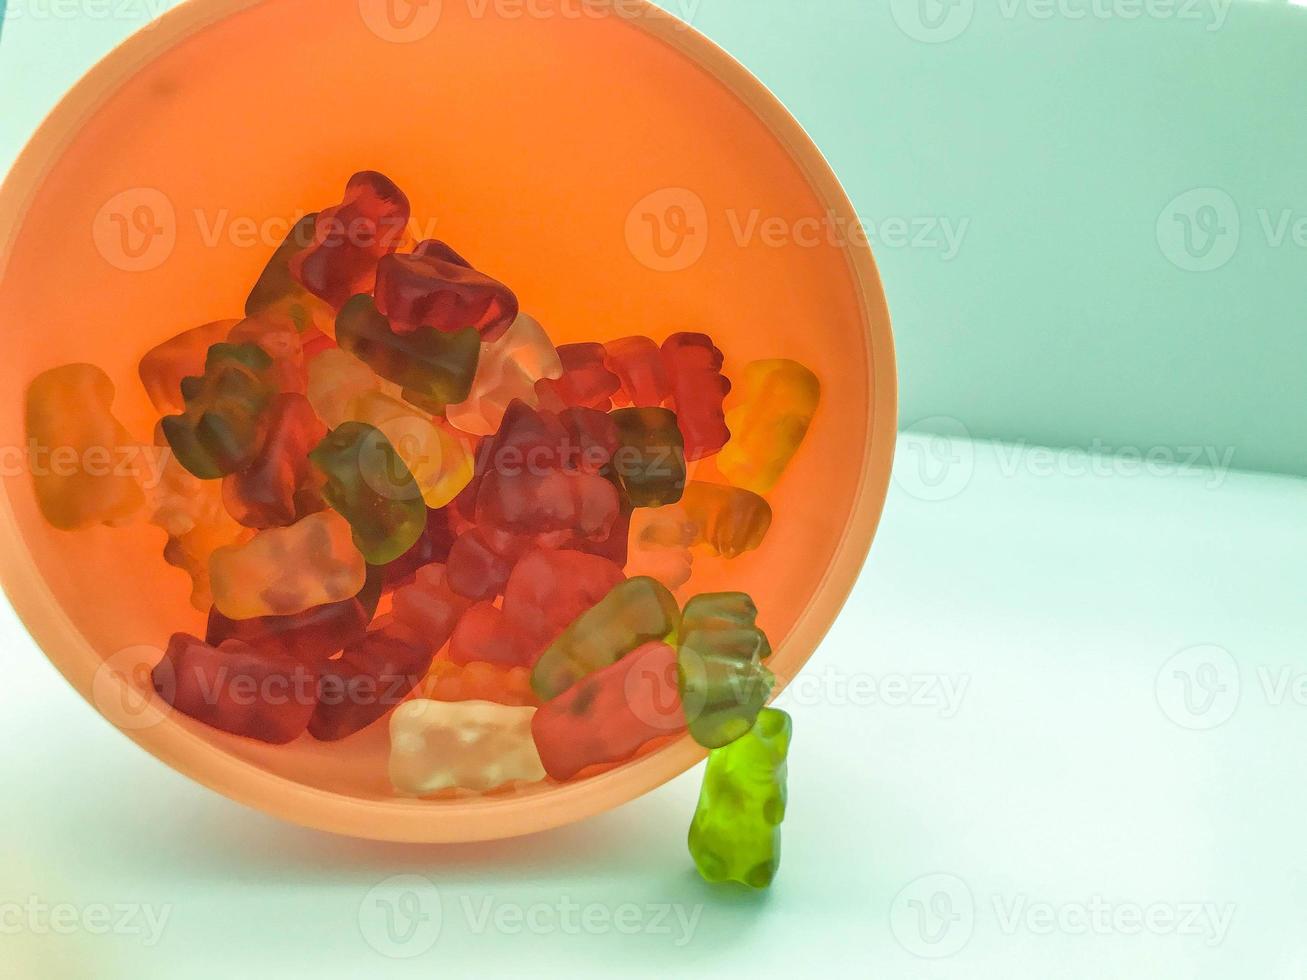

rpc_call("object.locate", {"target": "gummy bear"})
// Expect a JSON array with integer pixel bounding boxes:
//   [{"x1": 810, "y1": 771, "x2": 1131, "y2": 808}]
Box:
[
  {"x1": 161, "y1": 342, "x2": 278, "y2": 479},
  {"x1": 228, "y1": 311, "x2": 307, "y2": 396},
  {"x1": 138, "y1": 320, "x2": 238, "y2": 414},
  {"x1": 472, "y1": 402, "x2": 621, "y2": 542},
  {"x1": 305, "y1": 347, "x2": 381, "y2": 430},
  {"x1": 374, "y1": 239, "x2": 519, "y2": 340},
  {"x1": 662, "y1": 332, "x2": 731, "y2": 460},
  {"x1": 445, "y1": 527, "x2": 525, "y2": 601},
  {"x1": 390, "y1": 563, "x2": 472, "y2": 651},
  {"x1": 680, "y1": 481, "x2": 772, "y2": 558},
  {"x1": 605, "y1": 335, "x2": 670, "y2": 408},
  {"x1": 245, "y1": 211, "x2": 336, "y2": 335},
  {"x1": 688, "y1": 708, "x2": 791, "y2": 889},
  {"x1": 222, "y1": 393, "x2": 327, "y2": 529},
  {"x1": 149, "y1": 435, "x2": 252, "y2": 608},
  {"x1": 208, "y1": 509, "x2": 367, "y2": 619},
  {"x1": 718, "y1": 360, "x2": 821, "y2": 494},
  {"x1": 25, "y1": 364, "x2": 146, "y2": 530},
  {"x1": 610, "y1": 407, "x2": 686, "y2": 508},
  {"x1": 624, "y1": 506, "x2": 695, "y2": 590},
  {"x1": 205, "y1": 586, "x2": 376, "y2": 664},
  {"x1": 448, "y1": 549, "x2": 626, "y2": 667},
  {"x1": 289, "y1": 171, "x2": 410, "y2": 309},
  {"x1": 335, "y1": 294, "x2": 480, "y2": 412},
  {"x1": 309, "y1": 422, "x2": 428, "y2": 564},
  {"x1": 677, "y1": 592, "x2": 774, "y2": 749},
  {"x1": 388, "y1": 700, "x2": 545, "y2": 795},
  {"x1": 420, "y1": 657, "x2": 536, "y2": 707},
  {"x1": 445, "y1": 313, "x2": 563, "y2": 436},
  {"x1": 532, "y1": 641, "x2": 683, "y2": 780},
  {"x1": 534, "y1": 343, "x2": 621, "y2": 412},
  {"x1": 531, "y1": 577, "x2": 681, "y2": 700},
  {"x1": 309, "y1": 618, "x2": 434, "y2": 741},
  {"x1": 348, "y1": 391, "x2": 474, "y2": 509},
  {"x1": 153, "y1": 633, "x2": 317, "y2": 744}
]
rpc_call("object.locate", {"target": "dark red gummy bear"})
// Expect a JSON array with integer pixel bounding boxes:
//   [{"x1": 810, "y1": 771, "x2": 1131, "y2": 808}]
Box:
[
  {"x1": 153, "y1": 633, "x2": 317, "y2": 744},
  {"x1": 535, "y1": 343, "x2": 621, "y2": 412},
  {"x1": 373, "y1": 240, "x2": 518, "y2": 340},
  {"x1": 661, "y1": 332, "x2": 732, "y2": 460},
  {"x1": 223, "y1": 392, "x2": 327, "y2": 529},
  {"x1": 531, "y1": 641, "x2": 684, "y2": 780},
  {"x1": 446, "y1": 526, "x2": 526, "y2": 601},
  {"x1": 378, "y1": 507, "x2": 456, "y2": 592},
  {"x1": 289, "y1": 171, "x2": 410, "y2": 309},
  {"x1": 205, "y1": 592, "x2": 374, "y2": 665},
  {"x1": 308, "y1": 620, "x2": 433, "y2": 742}
]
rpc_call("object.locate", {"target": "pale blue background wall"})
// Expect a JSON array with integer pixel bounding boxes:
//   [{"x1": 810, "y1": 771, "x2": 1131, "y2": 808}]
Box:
[{"x1": 2, "y1": 0, "x2": 1304, "y2": 475}]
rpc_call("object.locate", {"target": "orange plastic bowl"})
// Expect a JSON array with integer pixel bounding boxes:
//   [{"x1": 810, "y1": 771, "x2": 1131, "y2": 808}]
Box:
[{"x1": 0, "y1": 0, "x2": 896, "y2": 842}]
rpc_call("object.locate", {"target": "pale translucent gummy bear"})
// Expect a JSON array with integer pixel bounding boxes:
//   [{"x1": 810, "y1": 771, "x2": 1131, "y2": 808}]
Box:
[
  {"x1": 446, "y1": 312, "x2": 563, "y2": 436},
  {"x1": 624, "y1": 505, "x2": 696, "y2": 591},
  {"x1": 389, "y1": 699, "x2": 546, "y2": 795}
]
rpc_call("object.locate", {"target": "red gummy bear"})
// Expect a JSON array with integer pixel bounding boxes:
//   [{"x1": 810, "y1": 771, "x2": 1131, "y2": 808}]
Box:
[
  {"x1": 472, "y1": 401, "x2": 621, "y2": 543},
  {"x1": 373, "y1": 240, "x2": 518, "y2": 340},
  {"x1": 448, "y1": 549, "x2": 625, "y2": 668},
  {"x1": 289, "y1": 171, "x2": 410, "y2": 309},
  {"x1": 605, "y1": 336, "x2": 670, "y2": 408},
  {"x1": 205, "y1": 593, "x2": 374, "y2": 665},
  {"x1": 153, "y1": 633, "x2": 317, "y2": 744},
  {"x1": 661, "y1": 332, "x2": 732, "y2": 460},
  {"x1": 309, "y1": 619, "x2": 432, "y2": 742},
  {"x1": 310, "y1": 561, "x2": 468, "y2": 741},
  {"x1": 390, "y1": 563, "x2": 472, "y2": 651},
  {"x1": 535, "y1": 343, "x2": 621, "y2": 412},
  {"x1": 222, "y1": 393, "x2": 327, "y2": 529},
  {"x1": 531, "y1": 641, "x2": 684, "y2": 780},
  {"x1": 446, "y1": 526, "x2": 525, "y2": 601}
]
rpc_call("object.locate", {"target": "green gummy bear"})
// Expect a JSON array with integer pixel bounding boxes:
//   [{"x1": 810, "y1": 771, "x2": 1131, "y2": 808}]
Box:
[
  {"x1": 531, "y1": 577, "x2": 681, "y2": 700},
  {"x1": 244, "y1": 211, "x2": 320, "y2": 331},
  {"x1": 689, "y1": 707, "x2": 791, "y2": 889},
  {"x1": 610, "y1": 407, "x2": 687, "y2": 508},
  {"x1": 161, "y1": 342, "x2": 277, "y2": 479},
  {"x1": 308, "y1": 421, "x2": 427, "y2": 564},
  {"x1": 335, "y1": 294, "x2": 479, "y2": 412},
  {"x1": 678, "y1": 592, "x2": 774, "y2": 749}
]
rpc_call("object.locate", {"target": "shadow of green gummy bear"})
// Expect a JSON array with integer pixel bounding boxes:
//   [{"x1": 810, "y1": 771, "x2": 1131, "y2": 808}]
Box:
[
  {"x1": 161, "y1": 343, "x2": 277, "y2": 479},
  {"x1": 689, "y1": 707, "x2": 791, "y2": 890}
]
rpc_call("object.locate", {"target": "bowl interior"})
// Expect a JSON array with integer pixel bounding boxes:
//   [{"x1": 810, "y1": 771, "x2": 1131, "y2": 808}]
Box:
[{"x1": 0, "y1": 0, "x2": 892, "y2": 840}]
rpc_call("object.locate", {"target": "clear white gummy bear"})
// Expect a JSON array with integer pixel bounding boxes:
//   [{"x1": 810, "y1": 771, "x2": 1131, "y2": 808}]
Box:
[{"x1": 388, "y1": 699, "x2": 546, "y2": 795}]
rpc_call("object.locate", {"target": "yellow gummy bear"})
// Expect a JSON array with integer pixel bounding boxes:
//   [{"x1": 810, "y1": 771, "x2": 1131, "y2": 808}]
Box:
[
  {"x1": 208, "y1": 510, "x2": 367, "y2": 619},
  {"x1": 347, "y1": 390, "x2": 474, "y2": 509},
  {"x1": 718, "y1": 359, "x2": 820, "y2": 494},
  {"x1": 305, "y1": 348, "x2": 382, "y2": 430},
  {"x1": 25, "y1": 364, "x2": 147, "y2": 531}
]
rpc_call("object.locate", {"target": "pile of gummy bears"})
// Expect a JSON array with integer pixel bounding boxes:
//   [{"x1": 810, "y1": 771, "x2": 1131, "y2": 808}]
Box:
[{"x1": 25, "y1": 172, "x2": 820, "y2": 888}]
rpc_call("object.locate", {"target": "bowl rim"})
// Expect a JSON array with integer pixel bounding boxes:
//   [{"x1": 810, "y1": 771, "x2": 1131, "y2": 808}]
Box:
[{"x1": 0, "y1": 0, "x2": 898, "y2": 843}]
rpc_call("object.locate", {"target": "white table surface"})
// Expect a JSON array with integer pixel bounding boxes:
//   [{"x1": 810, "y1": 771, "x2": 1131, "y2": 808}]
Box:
[{"x1": 3, "y1": 434, "x2": 1306, "y2": 978}]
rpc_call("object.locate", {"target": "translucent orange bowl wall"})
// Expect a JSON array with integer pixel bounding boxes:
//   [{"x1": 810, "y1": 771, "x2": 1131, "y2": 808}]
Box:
[{"x1": 0, "y1": 0, "x2": 896, "y2": 841}]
